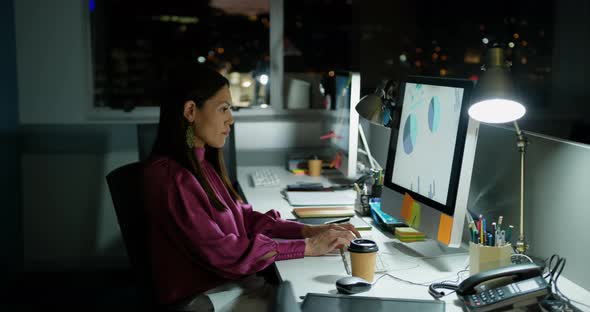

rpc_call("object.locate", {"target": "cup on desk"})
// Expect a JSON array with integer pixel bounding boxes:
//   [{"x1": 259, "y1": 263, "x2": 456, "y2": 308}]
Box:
[
  {"x1": 308, "y1": 159, "x2": 322, "y2": 177},
  {"x1": 348, "y1": 239, "x2": 379, "y2": 282}
]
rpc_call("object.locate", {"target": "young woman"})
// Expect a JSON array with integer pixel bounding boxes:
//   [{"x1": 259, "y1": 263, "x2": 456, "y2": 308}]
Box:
[{"x1": 143, "y1": 64, "x2": 359, "y2": 311}]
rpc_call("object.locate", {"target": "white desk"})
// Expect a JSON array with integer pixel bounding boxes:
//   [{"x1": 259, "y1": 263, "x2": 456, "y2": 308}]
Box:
[{"x1": 238, "y1": 166, "x2": 590, "y2": 311}]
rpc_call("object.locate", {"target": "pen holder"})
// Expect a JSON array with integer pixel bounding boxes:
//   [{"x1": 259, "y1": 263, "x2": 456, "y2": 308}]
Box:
[{"x1": 469, "y1": 242, "x2": 512, "y2": 276}]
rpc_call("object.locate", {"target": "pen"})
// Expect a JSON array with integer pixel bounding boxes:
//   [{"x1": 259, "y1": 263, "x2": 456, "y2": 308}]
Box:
[
  {"x1": 340, "y1": 248, "x2": 351, "y2": 275},
  {"x1": 491, "y1": 222, "x2": 496, "y2": 245},
  {"x1": 506, "y1": 225, "x2": 514, "y2": 243},
  {"x1": 478, "y1": 215, "x2": 483, "y2": 244},
  {"x1": 353, "y1": 183, "x2": 361, "y2": 193},
  {"x1": 324, "y1": 217, "x2": 351, "y2": 224},
  {"x1": 482, "y1": 218, "x2": 487, "y2": 245}
]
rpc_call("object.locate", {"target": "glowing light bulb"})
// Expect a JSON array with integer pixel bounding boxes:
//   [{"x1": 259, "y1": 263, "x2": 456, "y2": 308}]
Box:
[{"x1": 258, "y1": 74, "x2": 269, "y2": 85}]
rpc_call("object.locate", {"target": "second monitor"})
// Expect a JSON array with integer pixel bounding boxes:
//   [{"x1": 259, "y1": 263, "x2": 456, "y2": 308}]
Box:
[
  {"x1": 325, "y1": 72, "x2": 360, "y2": 179},
  {"x1": 382, "y1": 76, "x2": 479, "y2": 247}
]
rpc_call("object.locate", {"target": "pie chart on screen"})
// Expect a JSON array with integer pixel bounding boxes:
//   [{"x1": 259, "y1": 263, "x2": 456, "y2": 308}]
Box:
[
  {"x1": 403, "y1": 114, "x2": 417, "y2": 154},
  {"x1": 428, "y1": 96, "x2": 440, "y2": 133}
]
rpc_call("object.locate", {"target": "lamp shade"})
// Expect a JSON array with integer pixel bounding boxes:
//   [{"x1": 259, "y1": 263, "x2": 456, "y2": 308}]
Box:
[
  {"x1": 469, "y1": 47, "x2": 526, "y2": 123},
  {"x1": 355, "y1": 93, "x2": 386, "y2": 126}
]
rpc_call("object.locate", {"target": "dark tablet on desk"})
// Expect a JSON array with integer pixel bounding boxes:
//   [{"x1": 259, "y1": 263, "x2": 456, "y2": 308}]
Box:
[{"x1": 301, "y1": 293, "x2": 445, "y2": 312}]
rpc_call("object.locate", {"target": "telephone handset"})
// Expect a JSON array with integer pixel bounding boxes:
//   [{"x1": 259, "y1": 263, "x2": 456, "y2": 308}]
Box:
[{"x1": 457, "y1": 263, "x2": 549, "y2": 312}]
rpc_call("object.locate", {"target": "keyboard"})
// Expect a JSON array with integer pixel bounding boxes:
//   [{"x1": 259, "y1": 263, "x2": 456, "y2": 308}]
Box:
[{"x1": 250, "y1": 168, "x2": 281, "y2": 187}]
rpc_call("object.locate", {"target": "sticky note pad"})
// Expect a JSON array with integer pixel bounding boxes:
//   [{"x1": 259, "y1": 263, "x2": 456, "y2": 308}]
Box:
[
  {"x1": 395, "y1": 227, "x2": 425, "y2": 236},
  {"x1": 395, "y1": 227, "x2": 425, "y2": 242},
  {"x1": 409, "y1": 201, "x2": 421, "y2": 228},
  {"x1": 401, "y1": 193, "x2": 414, "y2": 222}
]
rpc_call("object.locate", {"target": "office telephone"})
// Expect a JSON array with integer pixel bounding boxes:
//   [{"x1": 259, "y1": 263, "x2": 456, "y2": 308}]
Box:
[{"x1": 456, "y1": 263, "x2": 549, "y2": 312}]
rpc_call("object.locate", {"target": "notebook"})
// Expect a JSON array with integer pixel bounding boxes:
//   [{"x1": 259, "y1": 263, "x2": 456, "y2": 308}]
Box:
[
  {"x1": 286, "y1": 190, "x2": 357, "y2": 206},
  {"x1": 292, "y1": 206, "x2": 355, "y2": 218},
  {"x1": 295, "y1": 215, "x2": 373, "y2": 231}
]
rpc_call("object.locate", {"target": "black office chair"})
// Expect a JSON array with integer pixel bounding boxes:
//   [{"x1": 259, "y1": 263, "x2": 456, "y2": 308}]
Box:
[
  {"x1": 106, "y1": 162, "x2": 158, "y2": 310},
  {"x1": 274, "y1": 280, "x2": 301, "y2": 312}
]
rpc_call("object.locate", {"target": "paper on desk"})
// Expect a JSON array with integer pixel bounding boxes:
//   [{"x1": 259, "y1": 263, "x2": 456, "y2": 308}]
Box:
[
  {"x1": 348, "y1": 215, "x2": 372, "y2": 231},
  {"x1": 286, "y1": 190, "x2": 357, "y2": 206}
]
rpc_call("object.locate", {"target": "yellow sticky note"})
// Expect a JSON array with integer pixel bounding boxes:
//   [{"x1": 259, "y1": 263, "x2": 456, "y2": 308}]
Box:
[
  {"x1": 409, "y1": 201, "x2": 421, "y2": 228},
  {"x1": 401, "y1": 193, "x2": 414, "y2": 222}
]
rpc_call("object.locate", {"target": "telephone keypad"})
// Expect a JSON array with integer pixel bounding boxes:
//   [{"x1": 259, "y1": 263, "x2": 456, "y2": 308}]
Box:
[
  {"x1": 471, "y1": 288, "x2": 507, "y2": 305},
  {"x1": 461, "y1": 276, "x2": 549, "y2": 311}
]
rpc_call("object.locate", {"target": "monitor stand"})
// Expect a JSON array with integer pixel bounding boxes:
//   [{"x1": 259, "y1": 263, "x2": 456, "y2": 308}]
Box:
[{"x1": 383, "y1": 239, "x2": 469, "y2": 272}]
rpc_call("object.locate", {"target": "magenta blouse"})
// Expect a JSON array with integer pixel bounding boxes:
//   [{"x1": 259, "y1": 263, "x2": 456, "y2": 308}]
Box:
[{"x1": 142, "y1": 147, "x2": 306, "y2": 304}]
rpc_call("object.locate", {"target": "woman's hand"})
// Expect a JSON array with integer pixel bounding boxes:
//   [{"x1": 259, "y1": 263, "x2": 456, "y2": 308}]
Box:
[
  {"x1": 301, "y1": 223, "x2": 361, "y2": 239},
  {"x1": 304, "y1": 228, "x2": 357, "y2": 256}
]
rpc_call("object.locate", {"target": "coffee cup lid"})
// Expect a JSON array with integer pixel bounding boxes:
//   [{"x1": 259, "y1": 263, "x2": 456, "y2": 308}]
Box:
[{"x1": 348, "y1": 238, "x2": 378, "y2": 253}]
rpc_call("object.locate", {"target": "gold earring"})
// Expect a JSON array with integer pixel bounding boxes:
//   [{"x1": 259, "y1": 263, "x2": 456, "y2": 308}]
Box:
[{"x1": 186, "y1": 125, "x2": 195, "y2": 148}]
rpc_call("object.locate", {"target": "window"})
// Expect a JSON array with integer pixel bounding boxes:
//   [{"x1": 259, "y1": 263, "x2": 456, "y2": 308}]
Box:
[
  {"x1": 282, "y1": 0, "x2": 359, "y2": 110},
  {"x1": 90, "y1": 0, "x2": 270, "y2": 110}
]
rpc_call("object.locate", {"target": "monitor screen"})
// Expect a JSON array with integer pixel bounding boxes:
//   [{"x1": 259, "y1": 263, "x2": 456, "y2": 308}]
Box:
[
  {"x1": 383, "y1": 76, "x2": 478, "y2": 247},
  {"x1": 391, "y1": 82, "x2": 465, "y2": 210},
  {"x1": 325, "y1": 72, "x2": 360, "y2": 179},
  {"x1": 331, "y1": 75, "x2": 352, "y2": 153}
]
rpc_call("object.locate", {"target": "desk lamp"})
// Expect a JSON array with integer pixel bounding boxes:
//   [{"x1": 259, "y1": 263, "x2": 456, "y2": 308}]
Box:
[
  {"x1": 354, "y1": 79, "x2": 399, "y2": 170},
  {"x1": 355, "y1": 79, "x2": 398, "y2": 127},
  {"x1": 468, "y1": 47, "x2": 529, "y2": 254}
]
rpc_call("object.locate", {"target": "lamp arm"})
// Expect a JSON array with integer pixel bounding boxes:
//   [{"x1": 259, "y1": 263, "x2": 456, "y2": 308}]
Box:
[
  {"x1": 513, "y1": 121, "x2": 529, "y2": 254},
  {"x1": 358, "y1": 124, "x2": 381, "y2": 170},
  {"x1": 357, "y1": 148, "x2": 382, "y2": 170}
]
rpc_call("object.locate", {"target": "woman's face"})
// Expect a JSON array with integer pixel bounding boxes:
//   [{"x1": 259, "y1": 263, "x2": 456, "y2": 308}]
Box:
[{"x1": 184, "y1": 85, "x2": 234, "y2": 149}]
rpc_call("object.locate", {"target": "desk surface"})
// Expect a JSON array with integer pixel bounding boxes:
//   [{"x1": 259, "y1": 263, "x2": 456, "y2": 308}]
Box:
[{"x1": 238, "y1": 165, "x2": 590, "y2": 312}]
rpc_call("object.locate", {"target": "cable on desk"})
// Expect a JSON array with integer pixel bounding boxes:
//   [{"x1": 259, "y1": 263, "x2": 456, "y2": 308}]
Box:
[
  {"x1": 376, "y1": 252, "x2": 422, "y2": 272},
  {"x1": 539, "y1": 254, "x2": 589, "y2": 312},
  {"x1": 511, "y1": 253, "x2": 534, "y2": 264},
  {"x1": 372, "y1": 272, "x2": 431, "y2": 288},
  {"x1": 372, "y1": 269, "x2": 470, "y2": 300},
  {"x1": 379, "y1": 249, "x2": 469, "y2": 265},
  {"x1": 427, "y1": 269, "x2": 470, "y2": 299}
]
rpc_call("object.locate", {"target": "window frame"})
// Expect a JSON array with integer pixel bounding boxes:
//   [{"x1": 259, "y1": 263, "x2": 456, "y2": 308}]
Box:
[{"x1": 86, "y1": 0, "x2": 295, "y2": 122}]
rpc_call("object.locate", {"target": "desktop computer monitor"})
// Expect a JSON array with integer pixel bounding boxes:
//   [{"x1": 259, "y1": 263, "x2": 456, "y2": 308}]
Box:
[
  {"x1": 325, "y1": 72, "x2": 360, "y2": 179},
  {"x1": 382, "y1": 76, "x2": 479, "y2": 247}
]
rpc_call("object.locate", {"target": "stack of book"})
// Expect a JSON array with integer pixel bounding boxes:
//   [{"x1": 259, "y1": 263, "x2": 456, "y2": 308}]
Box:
[
  {"x1": 394, "y1": 227, "x2": 426, "y2": 242},
  {"x1": 286, "y1": 189, "x2": 357, "y2": 220}
]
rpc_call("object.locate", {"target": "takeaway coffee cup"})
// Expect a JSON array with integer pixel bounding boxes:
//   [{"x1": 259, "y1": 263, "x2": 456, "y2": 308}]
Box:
[
  {"x1": 348, "y1": 238, "x2": 379, "y2": 282},
  {"x1": 308, "y1": 159, "x2": 322, "y2": 177}
]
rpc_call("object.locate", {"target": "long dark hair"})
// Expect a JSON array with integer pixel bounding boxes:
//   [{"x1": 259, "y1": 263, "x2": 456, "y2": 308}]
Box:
[{"x1": 151, "y1": 63, "x2": 241, "y2": 211}]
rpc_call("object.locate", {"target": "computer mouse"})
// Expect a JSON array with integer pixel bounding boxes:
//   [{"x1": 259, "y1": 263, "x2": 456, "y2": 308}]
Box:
[{"x1": 335, "y1": 276, "x2": 372, "y2": 294}]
